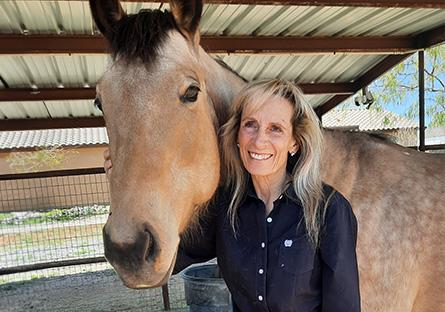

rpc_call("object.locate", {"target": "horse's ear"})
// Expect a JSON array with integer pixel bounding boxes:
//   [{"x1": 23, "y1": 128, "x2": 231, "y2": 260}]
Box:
[
  {"x1": 169, "y1": 0, "x2": 203, "y2": 45},
  {"x1": 89, "y1": 0, "x2": 126, "y2": 40}
]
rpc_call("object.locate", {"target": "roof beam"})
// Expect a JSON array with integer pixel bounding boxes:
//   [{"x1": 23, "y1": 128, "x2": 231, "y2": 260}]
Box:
[
  {"x1": 415, "y1": 24, "x2": 445, "y2": 49},
  {"x1": 0, "y1": 88, "x2": 96, "y2": 102},
  {"x1": 0, "y1": 117, "x2": 105, "y2": 131},
  {"x1": 0, "y1": 83, "x2": 355, "y2": 102},
  {"x1": 32, "y1": 0, "x2": 445, "y2": 8},
  {"x1": 203, "y1": 36, "x2": 417, "y2": 54},
  {"x1": 0, "y1": 35, "x2": 418, "y2": 55},
  {"x1": 316, "y1": 53, "x2": 413, "y2": 115}
]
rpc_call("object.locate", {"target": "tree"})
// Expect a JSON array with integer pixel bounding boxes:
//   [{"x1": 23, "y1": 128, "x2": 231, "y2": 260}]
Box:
[
  {"x1": 342, "y1": 44, "x2": 445, "y2": 127},
  {"x1": 6, "y1": 146, "x2": 78, "y2": 173}
]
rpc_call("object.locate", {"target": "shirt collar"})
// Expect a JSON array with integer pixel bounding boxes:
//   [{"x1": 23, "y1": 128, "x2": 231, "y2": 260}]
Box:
[{"x1": 245, "y1": 176, "x2": 301, "y2": 205}]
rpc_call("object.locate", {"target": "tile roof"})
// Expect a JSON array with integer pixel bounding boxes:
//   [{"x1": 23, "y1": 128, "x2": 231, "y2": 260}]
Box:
[
  {"x1": 322, "y1": 108, "x2": 418, "y2": 131},
  {"x1": 0, "y1": 127, "x2": 108, "y2": 150}
]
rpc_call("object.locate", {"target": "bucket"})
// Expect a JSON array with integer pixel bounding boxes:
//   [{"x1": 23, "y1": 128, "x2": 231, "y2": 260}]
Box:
[{"x1": 181, "y1": 264, "x2": 232, "y2": 312}]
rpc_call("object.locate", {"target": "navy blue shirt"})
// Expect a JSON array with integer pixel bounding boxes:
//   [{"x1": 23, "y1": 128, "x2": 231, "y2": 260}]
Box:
[{"x1": 174, "y1": 183, "x2": 361, "y2": 312}]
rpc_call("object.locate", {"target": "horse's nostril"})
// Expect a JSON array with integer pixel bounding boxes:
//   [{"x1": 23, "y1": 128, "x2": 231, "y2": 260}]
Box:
[{"x1": 143, "y1": 228, "x2": 156, "y2": 263}]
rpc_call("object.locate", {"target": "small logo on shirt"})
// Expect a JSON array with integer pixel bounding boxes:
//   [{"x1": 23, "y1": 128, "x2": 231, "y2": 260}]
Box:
[{"x1": 284, "y1": 239, "x2": 293, "y2": 247}]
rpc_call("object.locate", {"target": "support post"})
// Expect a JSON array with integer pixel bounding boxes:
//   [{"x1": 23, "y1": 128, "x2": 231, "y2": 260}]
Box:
[
  {"x1": 162, "y1": 284, "x2": 171, "y2": 310},
  {"x1": 418, "y1": 50, "x2": 426, "y2": 151}
]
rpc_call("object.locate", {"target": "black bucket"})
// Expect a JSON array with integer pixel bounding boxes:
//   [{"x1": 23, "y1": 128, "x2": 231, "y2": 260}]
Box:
[{"x1": 181, "y1": 264, "x2": 232, "y2": 312}]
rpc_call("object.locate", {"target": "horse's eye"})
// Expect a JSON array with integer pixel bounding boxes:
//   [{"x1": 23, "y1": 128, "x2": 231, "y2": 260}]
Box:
[
  {"x1": 181, "y1": 85, "x2": 200, "y2": 103},
  {"x1": 94, "y1": 98, "x2": 103, "y2": 112}
]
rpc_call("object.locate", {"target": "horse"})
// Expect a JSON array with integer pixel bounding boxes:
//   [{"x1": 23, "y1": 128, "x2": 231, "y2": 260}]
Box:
[{"x1": 89, "y1": 1, "x2": 445, "y2": 311}]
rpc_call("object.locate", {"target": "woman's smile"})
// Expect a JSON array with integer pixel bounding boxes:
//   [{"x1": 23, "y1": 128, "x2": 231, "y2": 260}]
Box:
[{"x1": 249, "y1": 151, "x2": 273, "y2": 161}]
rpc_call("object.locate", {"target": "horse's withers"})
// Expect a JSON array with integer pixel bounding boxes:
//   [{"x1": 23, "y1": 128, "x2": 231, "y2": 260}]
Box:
[{"x1": 91, "y1": 0, "x2": 221, "y2": 287}]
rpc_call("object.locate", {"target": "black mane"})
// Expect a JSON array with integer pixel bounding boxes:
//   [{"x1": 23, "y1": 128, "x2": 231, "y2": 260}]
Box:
[{"x1": 109, "y1": 9, "x2": 177, "y2": 64}]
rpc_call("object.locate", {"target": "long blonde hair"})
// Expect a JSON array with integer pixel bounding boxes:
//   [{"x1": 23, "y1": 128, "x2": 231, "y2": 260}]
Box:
[{"x1": 220, "y1": 79, "x2": 325, "y2": 246}]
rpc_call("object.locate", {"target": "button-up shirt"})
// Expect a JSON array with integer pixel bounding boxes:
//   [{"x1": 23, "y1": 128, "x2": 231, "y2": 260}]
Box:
[{"x1": 174, "y1": 182, "x2": 361, "y2": 312}]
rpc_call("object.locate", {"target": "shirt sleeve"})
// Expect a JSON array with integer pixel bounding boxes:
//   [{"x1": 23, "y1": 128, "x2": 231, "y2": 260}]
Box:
[
  {"x1": 173, "y1": 197, "x2": 219, "y2": 274},
  {"x1": 320, "y1": 191, "x2": 361, "y2": 312}
]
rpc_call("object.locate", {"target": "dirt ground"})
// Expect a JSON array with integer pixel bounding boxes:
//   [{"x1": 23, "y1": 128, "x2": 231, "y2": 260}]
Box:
[{"x1": 0, "y1": 269, "x2": 189, "y2": 312}]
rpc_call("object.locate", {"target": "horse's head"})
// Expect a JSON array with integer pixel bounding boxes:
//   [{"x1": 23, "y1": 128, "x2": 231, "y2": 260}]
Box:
[{"x1": 90, "y1": 0, "x2": 220, "y2": 288}]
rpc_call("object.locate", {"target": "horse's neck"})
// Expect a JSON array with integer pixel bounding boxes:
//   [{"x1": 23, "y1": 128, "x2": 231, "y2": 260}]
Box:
[{"x1": 199, "y1": 48, "x2": 246, "y2": 126}]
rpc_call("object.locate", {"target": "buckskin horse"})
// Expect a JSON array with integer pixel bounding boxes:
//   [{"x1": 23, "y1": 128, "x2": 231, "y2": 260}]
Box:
[{"x1": 89, "y1": 0, "x2": 445, "y2": 311}]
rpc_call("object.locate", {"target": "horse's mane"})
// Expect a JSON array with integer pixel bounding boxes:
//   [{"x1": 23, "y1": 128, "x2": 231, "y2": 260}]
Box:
[
  {"x1": 213, "y1": 58, "x2": 248, "y2": 83},
  {"x1": 110, "y1": 9, "x2": 176, "y2": 64}
]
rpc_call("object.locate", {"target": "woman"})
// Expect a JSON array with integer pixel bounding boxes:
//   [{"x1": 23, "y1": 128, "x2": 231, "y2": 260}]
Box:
[{"x1": 104, "y1": 79, "x2": 361, "y2": 311}]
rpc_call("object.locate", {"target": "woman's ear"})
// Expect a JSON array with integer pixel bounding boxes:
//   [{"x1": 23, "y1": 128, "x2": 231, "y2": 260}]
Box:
[
  {"x1": 289, "y1": 141, "x2": 298, "y2": 156},
  {"x1": 169, "y1": 0, "x2": 203, "y2": 46}
]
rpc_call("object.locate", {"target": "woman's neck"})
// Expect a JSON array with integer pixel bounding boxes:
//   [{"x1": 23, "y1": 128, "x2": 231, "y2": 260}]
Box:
[{"x1": 252, "y1": 168, "x2": 288, "y2": 215}]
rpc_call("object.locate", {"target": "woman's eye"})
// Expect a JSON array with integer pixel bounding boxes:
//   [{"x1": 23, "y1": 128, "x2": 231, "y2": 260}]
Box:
[
  {"x1": 94, "y1": 98, "x2": 103, "y2": 112},
  {"x1": 243, "y1": 121, "x2": 256, "y2": 129},
  {"x1": 270, "y1": 125, "x2": 283, "y2": 133},
  {"x1": 181, "y1": 85, "x2": 200, "y2": 103}
]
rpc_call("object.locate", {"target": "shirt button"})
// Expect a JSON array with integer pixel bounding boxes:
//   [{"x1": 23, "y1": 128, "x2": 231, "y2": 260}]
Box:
[
  {"x1": 261, "y1": 242, "x2": 265, "y2": 248},
  {"x1": 266, "y1": 217, "x2": 272, "y2": 223},
  {"x1": 258, "y1": 295, "x2": 263, "y2": 301},
  {"x1": 258, "y1": 269, "x2": 264, "y2": 274}
]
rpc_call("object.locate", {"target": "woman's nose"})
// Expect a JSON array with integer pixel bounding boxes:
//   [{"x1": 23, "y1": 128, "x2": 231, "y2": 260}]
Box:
[{"x1": 253, "y1": 128, "x2": 268, "y2": 148}]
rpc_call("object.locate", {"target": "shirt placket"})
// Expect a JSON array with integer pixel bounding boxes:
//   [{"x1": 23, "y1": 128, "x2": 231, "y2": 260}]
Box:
[{"x1": 255, "y1": 200, "x2": 270, "y2": 311}]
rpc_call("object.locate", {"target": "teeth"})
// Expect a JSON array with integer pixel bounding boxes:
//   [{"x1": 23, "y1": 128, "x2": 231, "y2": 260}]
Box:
[{"x1": 249, "y1": 152, "x2": 272, "y2": 160}]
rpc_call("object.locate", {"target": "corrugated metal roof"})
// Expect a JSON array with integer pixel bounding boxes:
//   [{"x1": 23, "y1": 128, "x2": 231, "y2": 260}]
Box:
[
  {"x1": 200, "y1": 5, "x2": 445, "y2": 37},
  {"x1": 2, "y1": 2, "x2": 444, "y2": 37},
  {"x1": 0, "y1": 127, "x2": 108, "y2": 150},
  {"x1": 0, "y1": 55, "x2": 108, "y2": 88},
  {"x1": 0, "y1": 1, "x2": 444, "y2": 124},
  {"x1": 322, "y1": 108, "x2": 418, "y2": 131}
]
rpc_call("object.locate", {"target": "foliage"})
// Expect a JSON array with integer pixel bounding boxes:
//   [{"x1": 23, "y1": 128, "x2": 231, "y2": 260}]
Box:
[
  {"x1": 0, "y1": 204, "x2": 109, "y2": 226},
  {"x1": 342, "y1": 45, "x2": 445, "y2": 127},
  {"x1": 6, "y1": 146, "x2": 78, "y2": 173}
]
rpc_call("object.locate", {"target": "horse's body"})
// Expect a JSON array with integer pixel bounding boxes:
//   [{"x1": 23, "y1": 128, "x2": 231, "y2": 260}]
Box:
[
  {"x1": 90, "y1": 1, "x2": 445, "y2": 310},
  {"x1": 323, "y1": 130, "x2": 445, "y2": 311}
]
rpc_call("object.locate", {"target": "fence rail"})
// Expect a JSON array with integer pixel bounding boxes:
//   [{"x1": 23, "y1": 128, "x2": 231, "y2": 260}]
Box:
[{"x1": 0, "y1": 168, "x2": 184, "y2": 311}]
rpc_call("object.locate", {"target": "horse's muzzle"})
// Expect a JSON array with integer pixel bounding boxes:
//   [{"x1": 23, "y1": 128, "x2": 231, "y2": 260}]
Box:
[{"x1": 102, "y1": 225, "x2": 160, "y2": 285}]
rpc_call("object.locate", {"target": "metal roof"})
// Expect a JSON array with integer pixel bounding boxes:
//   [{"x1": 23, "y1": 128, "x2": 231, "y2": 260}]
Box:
[
  {"x1": 0, "y1": 127, "x2": 108, "y2": 150},
  {"x1": 0, "y1": 1, "x2": 444, "y2": 131},
  {"x1": 322, "y1": 108, "x2": 418, "y2": 131}
]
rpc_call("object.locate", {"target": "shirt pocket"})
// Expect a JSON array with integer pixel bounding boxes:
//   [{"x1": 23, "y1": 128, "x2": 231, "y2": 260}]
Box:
[{"x1": 278, "y1": 235, "x2": 316, "y2": 275}]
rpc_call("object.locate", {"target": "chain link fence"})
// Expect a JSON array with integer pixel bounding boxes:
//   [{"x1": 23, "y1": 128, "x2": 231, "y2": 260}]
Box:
[{"x1": 0, "y1": 168, "x2": 187, "y2": 311}]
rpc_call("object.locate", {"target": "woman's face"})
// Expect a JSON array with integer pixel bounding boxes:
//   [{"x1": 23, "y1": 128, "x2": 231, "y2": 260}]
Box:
[{"x1": 238, "y1": 96, "x2": 297, "y2": 179}]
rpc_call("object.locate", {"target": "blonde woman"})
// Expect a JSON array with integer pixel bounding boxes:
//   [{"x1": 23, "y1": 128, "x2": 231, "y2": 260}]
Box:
[{"x1": 104, "y1": 79, "x2": 360, "y2": 311}]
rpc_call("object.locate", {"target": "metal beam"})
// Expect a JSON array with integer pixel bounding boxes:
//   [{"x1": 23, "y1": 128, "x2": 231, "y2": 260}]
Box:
[
  {"x1": 31, "y1": 0, "x2": 445, "y2": 8},
  {"x1": 316, "y1": 95, "x2": 352, "y2": 116},
  {"x1": 418, "y1": 51, "x2": 425, "y2": 151},
  {"x1": 316, "y1": 53, "x2": 413, "y2": 114},
  {"x1": 202, "y1": 36, "x2": 416, "y2": 54},
  {"x1": 416, "y1": 24, "x2": 445, "y2": 50},
  {"x1": 0, "y1": 82, "x2": 355, "y2": 102},
  {"x1": 0, "y1": 88, "x2": 96, "y2": 102},
  {"x1": 0, "y1": 117, "x2": 105, "y2": 131},
  {"x1": 299, "y1": 83, "x2": 356, "y2": 95},
  {"x1": 0, "y1": 34, "x2": 418, "y2": 55}
]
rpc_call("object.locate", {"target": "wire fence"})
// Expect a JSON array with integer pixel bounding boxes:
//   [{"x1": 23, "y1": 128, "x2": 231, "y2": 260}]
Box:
[{"x1": 0, "y1": 168, "x2": 187, "y2": 311}]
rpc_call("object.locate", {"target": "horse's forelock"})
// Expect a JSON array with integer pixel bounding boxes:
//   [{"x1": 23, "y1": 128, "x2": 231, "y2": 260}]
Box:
[{"x1": 110, "y1": 9, "x2": 177, "y2": 64}]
